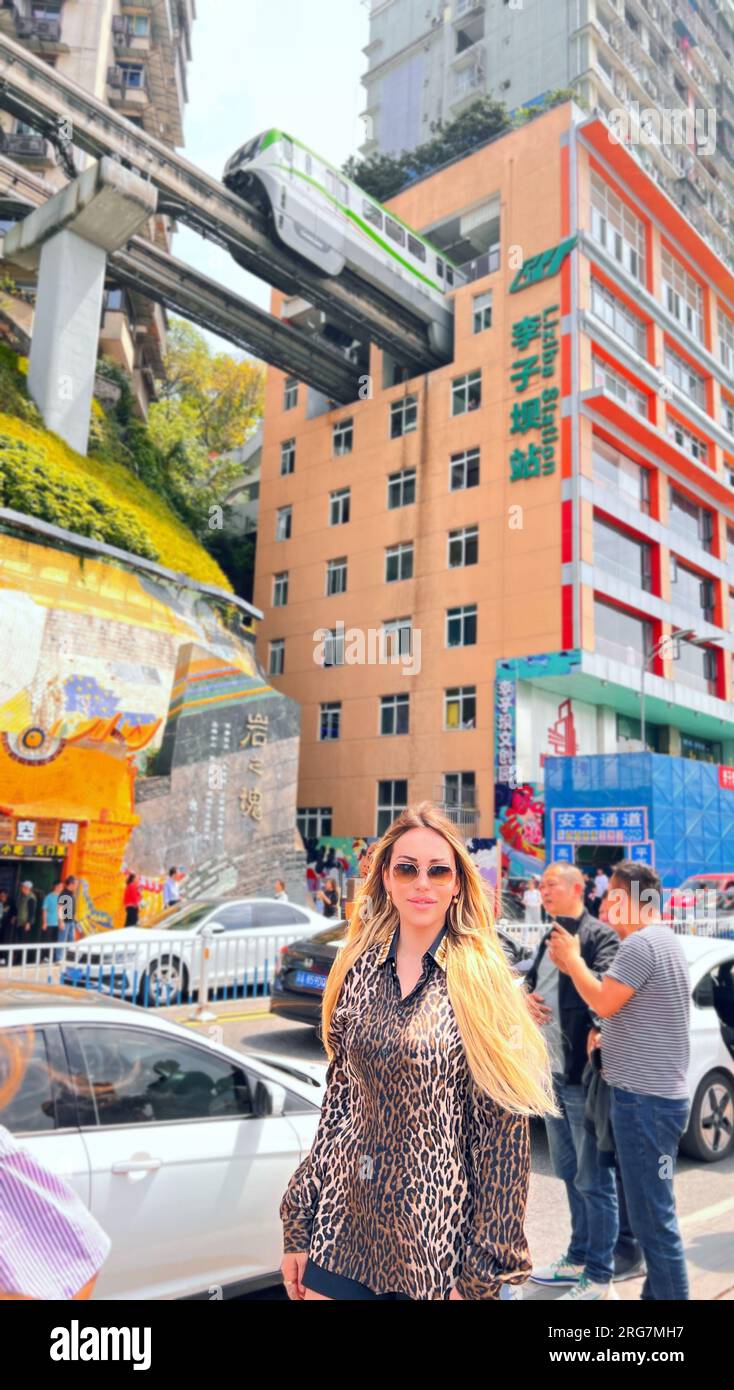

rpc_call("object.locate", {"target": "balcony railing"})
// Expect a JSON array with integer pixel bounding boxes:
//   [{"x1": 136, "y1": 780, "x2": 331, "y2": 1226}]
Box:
[
  {"x1": 13, "y1": 11, "x2": 62, "y2": 43},
  {"x1": 4, "y1": 132, "x2": 52, "y2": 160}
]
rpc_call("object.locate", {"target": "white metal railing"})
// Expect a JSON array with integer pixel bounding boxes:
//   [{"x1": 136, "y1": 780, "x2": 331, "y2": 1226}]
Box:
[{"x1": 0, "y1": 926, "x2": 306, "y2": 1008}]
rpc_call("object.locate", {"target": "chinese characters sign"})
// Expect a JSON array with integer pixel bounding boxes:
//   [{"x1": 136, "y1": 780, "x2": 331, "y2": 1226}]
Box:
[
  {"x1": 239, "y1": 712, "x2": 268, "y2": 823},
  {"x1": 509, "y1": 305, "x2": 560, "y2": 482},
  {"x1": 494, "y1": 679, "x2": 516, "y2": 790},
  {"x1": 0, "y1": 818, "x2": 79, "y2": 858},
  {"x1": 551, "y1": 807, "x2": 649, "y2": 845},
  {"x1": 509, "y1": 235, "x2": 577, "y2": 293}
]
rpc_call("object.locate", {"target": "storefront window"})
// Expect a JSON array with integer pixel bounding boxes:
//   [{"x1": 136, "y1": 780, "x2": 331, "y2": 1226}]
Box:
[{"x1": 592, "y1": 439, "x2": 650, "y2": 513}]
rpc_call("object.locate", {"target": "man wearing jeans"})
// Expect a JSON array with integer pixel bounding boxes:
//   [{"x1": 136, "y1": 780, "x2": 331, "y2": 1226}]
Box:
[
  {"x1": 526, "y1": 863, "x2": 621, "y2": 1300},
  {"x1": 549, "y1": 859, "x2": 691, "y2": 1301}
]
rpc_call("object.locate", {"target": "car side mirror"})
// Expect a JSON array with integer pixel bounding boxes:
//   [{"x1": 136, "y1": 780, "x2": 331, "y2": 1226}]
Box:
[
  {"x1": 254, "y1": 1079, "x2": 286, "y2": 1118},
  {"x1": 208, "y1": 922, "x2": 226, "y2": 935}
]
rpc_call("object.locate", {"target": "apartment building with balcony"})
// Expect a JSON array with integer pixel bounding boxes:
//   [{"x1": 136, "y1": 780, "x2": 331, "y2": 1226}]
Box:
[
  {"x1": 253, "y1": 99, "x2": 734, "y2": 874},
  {"x1": 362, "y1": 0, "x2": 734, "y2": 277},
  {"x1": 0, "y1": 0, "x2": 196, "y2": 412}
]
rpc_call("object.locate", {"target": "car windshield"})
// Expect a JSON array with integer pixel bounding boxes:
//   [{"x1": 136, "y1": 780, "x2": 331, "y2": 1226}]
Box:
[
  {"x1": 158, "y1": 903, "x2": 218, "y2": 932},
  {"x1": 678, "y1": 879, "x2": 713, "y2": 893}
]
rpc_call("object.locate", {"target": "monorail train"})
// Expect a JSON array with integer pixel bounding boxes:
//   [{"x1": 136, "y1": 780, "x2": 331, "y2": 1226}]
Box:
[{"x1": 223, "y1": 128, "x2": 465, "y2": 356}]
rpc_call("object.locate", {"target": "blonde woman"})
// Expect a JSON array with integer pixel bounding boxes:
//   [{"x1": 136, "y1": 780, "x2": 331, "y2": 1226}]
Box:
[{"x1": 280, "y1": 802, "x2": 558, "y2": 1301}]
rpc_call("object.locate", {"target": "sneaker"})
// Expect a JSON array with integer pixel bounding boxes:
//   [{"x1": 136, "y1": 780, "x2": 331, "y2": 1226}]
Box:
[
  {"x1": 558, "y1": 1274, "x2": 620, "y2": 1301},
  {"x1": 529, "y1": 1255, "x2": 585, "y2": 1286},
  {"x1": 613, "y1": 1254, "x2": 646, "y2": 1283}
]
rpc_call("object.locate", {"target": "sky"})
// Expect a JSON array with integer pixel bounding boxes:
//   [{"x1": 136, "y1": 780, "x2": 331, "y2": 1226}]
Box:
[{"x1": 174, "y1": 0, "x2": 370, "y2": 347}]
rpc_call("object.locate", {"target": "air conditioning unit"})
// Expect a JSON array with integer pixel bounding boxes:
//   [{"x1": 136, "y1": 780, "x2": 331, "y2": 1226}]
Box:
[{"x1": 107, "y1": 65, "x2": 123, "y2": 88}]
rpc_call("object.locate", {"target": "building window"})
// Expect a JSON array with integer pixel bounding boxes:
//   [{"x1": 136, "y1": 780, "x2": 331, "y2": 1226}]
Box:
[
  {"x1": 473, "y1": 291, "x2": 493, "y2": 334},
  {"x1": 333, "y1": 418, "x2": 353, "y2": 456},
  {"x1": 662, "y1": 248, "x2": 704, "y2": 342},
  {"x1": 376, "y1": 780, "x2": 408, "y2": 836},
  {"x1": 380, "y1": 693, "x2": 409, "y2": 736},
  {"x1": 616, "y1": 714, "x2": 661, "y2": 754},
  {"x1": 448, "y1": 525, "x2": 478, "y2": 568},
  {"x1": 445, "y1": 686, "x2": 476, "y2": 730},
  {"x1": 680, "y1": 732, "x2": 722, "y2": 763},
  {"x1": 387, "y1": 467, "x2": 416, "y2": 509},
  {"x1": 589, "y1": 170, "x2": 646, "y2": 283},
  {"x1": 593, "y1": 516, "x2": 652, "y2": 591},
  {"x1": 718, "y1": 307, "x2": 734, "y2": 375},
  {"x1": 592, "y1": 438, "x2": 650, "y2": 513},
  {"x1": 594, "y1": 598, "x2": 652, "y2": 669},
  {"x1": 118, "y1": 62, "x2": 145, "y2": 88},
  {"x1": 326, "y1": 557, "x2": 348, "y2": 596},
  {"x1": 593, "y1": 359, "x2": 647, "y2": 416},
  {"x1": 385, "y1": 542, "x2": 413, "y2": 583},
  {"x1": 590, "y1": 279, "x2": 647, "y2": 356},
  {"x1": 329, "y1": 487, "x2": 350, "y2": 525},
  {"x1": 443, "y1": 771, "x2": 476, "y2": 810},
  {"x1": 272, "y1": 572, "x2": 289, "y2": 607},
  {"x1": 390, "y1": 395, "x2": 418, "y2": 438},
  {"x1": 276, "y1": 506, "x2": 292, "y2": 541},
  {"x1": 446, "y1": 604, "x2": 477, "y2": 647},
  {"x1": 319, "y1": 702, "x2": 341, "y2": 741},
  {"x1": 132, "y1": 13, "x2": 150, "y2": 36},
  {"x1": 670, "y1": 557, "x2": 715, "y2": 623},
  {"x1": 672, "y1": 635, "x2": 718, "y2": 696},
  {"x1": 664, "y1": 347, "x2": 706, "y2": 409},
  {"x1": 451, "y1": 370, "x2": 482, "y2": 416},
  {"x1": 669, "y1": 486, "x2": 714, "y2": 552},
  {"x1": 667, "y1": 416, "x2": 707, "y2": 465},
  {"x1": 280, "y1": 439, "x2": 295, "y2": 475},
  {"x1": 449, "y1": 447, "x2": 480, "y2": 491},
  {"x1": 721, "y1": 399, "x2": 734, "y2": 439},
  {"x1": 297, "y1": 807, "x2": 333, "y2": 838},
  {"x1": 268, "y1": 639, "x2": 285, "y2": 676},
  {"x1": 382, "y1": 616, "x2": 412, "y2": 658},
  {"x1": 320, "y1": 628, "x2": 345, "y2": 667},
  {"x1": 283, "y1": 377, "x2": 298, "y2": 410}
]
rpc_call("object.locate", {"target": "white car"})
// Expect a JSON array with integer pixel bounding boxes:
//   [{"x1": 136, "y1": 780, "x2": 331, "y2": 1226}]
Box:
[
  {"x1": 59, "y1": 897, "x2": 334, "y2": 1006},
  {"x1": 679, "y1": 935, "x2": 734, "y2": 1161},
  {"x1": 0, "y1": 982, "x2": 323, "y2": 1299}
]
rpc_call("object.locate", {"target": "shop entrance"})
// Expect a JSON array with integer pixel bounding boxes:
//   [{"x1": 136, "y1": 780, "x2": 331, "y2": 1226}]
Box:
[
  {"x1": 574, "y1": 846, "x2": 626, "y2": 874},
  {"x1": 0, "y1": 857, "x2": 64, "y2": 910}
]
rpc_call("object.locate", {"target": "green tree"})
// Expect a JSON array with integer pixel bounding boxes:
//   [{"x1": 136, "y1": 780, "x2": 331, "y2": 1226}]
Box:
[{"x1": 147, "y1": 320, "x2": 265, "y2": 536}]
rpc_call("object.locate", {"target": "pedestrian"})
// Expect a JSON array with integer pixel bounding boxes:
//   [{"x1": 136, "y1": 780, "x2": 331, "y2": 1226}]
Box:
[
  {"x1": 15, "y1": 881, "x2": 39, "y2": 966},
  {"x1": 0, "y1": 1025, "x2": 111, "y2": 1299},
  {"x1": 123, "y1": 873, "x2": 142, "y2": 927},
  {"x1": 0, "y1": 890, "x2": 12, "y2": 965},
  {"x1": 279, "y1": 801, "x2": 557, "y2": 1301},
  {"x1": 590, "y1": 890, "x2": 645, "y2": 1283},
  {"x1": 42, "y1": 878, "x2": 63, "y2": 964},
  {"x1": 315, "y1": 876, "x2": 339, "y2": 919},
  {"x1": 57, "y1": 877, "x2": 78, "y2": 950},
  {"x1": 584, "y1": 874, "x2": 599, "y2": 917},
  {"x1": 594, "y1": 865, "x2": 610, "y2": 901},
  {"x1": 548, "y1": 860, "x2": 691, "y2": 1301},
  {"x1": 274, "y1": 879, "x2": 289, "y2": 902},
  {"x1": 522, "y1": 876, "x2": 542, "y2": 943},
  {"x1": 525, "y1": 861, "x2": 621, "y2": 1300},
  {"x1": 162, "y1": 867, "x2": 180, "y2": 911}
]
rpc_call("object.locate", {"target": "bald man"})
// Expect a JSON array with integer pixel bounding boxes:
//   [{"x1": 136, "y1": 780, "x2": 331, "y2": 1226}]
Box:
[{"x1": 525, "y1": 862, "x2": 622, "y2": 1301}]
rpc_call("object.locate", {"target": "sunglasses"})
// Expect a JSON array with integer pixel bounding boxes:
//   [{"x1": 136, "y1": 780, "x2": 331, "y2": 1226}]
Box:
[{"x1": 392, "y1": 861, "x2": 455, "y2": 884}]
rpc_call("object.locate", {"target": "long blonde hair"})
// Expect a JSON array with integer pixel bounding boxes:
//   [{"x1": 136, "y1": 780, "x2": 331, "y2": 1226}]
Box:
[{"x1": 322, "y1": 802, "x2": 559, "y2": 1118}]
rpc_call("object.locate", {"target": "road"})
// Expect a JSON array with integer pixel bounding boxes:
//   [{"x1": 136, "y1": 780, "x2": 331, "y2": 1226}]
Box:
[{"x1": 168, "y1": 996, "x2": 734, "y2": 1302}]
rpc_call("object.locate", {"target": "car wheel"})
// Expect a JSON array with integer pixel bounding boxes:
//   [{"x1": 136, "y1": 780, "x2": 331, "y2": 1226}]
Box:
[
  {"x1": 137, "y1": 955, "x2": 189, "y2": 1006},
  {"x1": 679, "y1": 1071, "x2": 734, "y2": 1162}
]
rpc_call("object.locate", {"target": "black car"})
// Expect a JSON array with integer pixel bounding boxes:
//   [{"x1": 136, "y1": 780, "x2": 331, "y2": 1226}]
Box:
[{"x1": 270, "y1": 921, "x2": 532, "y2": 1028}]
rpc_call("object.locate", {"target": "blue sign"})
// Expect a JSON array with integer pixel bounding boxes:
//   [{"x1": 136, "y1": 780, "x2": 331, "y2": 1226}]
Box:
[
  {"x1": 551, "y1": 807, "x2": 648, "y2": 845},
  {"x1": 629, "y1": 841, "x2": 654, "y2": 865},
  {"x1": 551, "y1": 844, "x2": 574, "y2": 863}
]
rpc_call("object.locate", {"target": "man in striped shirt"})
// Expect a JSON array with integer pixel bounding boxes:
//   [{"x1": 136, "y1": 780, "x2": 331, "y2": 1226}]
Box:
[{"x1": 547, "y1": 860, "x2": 691, "y2": 1301}]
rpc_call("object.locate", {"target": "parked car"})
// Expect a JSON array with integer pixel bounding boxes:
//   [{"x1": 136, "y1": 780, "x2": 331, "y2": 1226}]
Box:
[
  {"x1": 679, "y1": 935, "x2": 734, "y2": 1162},
  {"x1": 58, "y1": 898, "x2": 335, "y2": 1006},
  {"x1": 271, "y1": 921, "x2": 532, "y2": 1027},
  {"x1": 0, "y1": 981, "x2": 324, "y2": 1299},
  {"x1": 663, "y1": 873, "x2": 734, "y2": 921}
]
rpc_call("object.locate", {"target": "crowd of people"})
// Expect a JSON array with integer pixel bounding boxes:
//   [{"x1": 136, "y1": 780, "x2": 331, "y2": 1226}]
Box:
[{"x1": 0, "y1": 877, "x2": 78, "y2": 966}]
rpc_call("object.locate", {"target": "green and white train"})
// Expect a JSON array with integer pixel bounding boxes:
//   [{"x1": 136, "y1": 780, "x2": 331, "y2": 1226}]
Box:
[{"x1": 223, "y1": 128, "x2": 466, "y2": 356}]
